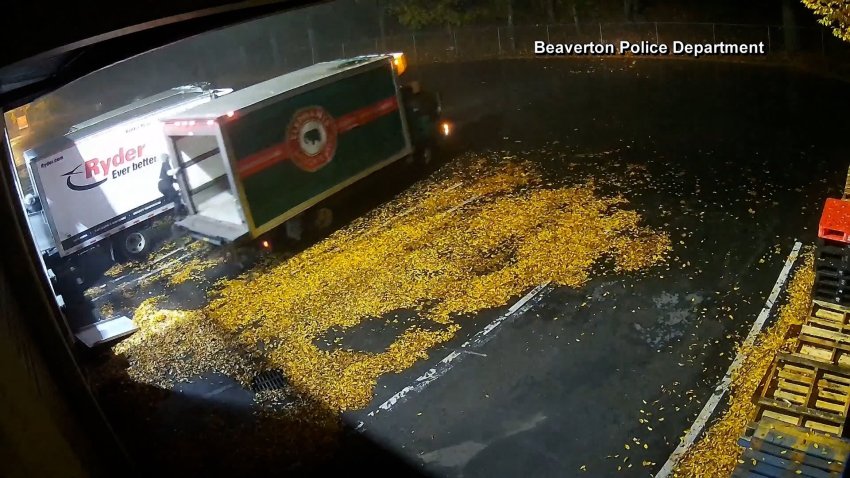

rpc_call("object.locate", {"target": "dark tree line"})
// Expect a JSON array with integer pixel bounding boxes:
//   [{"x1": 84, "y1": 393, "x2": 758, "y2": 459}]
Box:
[
  {"x1": 367, "y1": 0, "x2": 811, "y2": 33},
  {"x1": 374, "y1": 0, "x2": 633, "y2": 31}
]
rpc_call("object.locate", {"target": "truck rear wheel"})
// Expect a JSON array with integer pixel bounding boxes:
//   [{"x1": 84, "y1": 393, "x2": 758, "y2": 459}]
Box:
[
  {"x1": 112, "y1": 227, "x2": 153, "y2": 262},
  {"x1": 312, "y1": 207, "x2": 334, "y2": 230},
  {"x1": 418, "y1": 145, "x2": 434, "y2": 166}
]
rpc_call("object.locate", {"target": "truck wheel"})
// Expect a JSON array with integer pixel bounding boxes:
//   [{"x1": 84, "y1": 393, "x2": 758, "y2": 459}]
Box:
[
  {"x1": 113, "y1": 228, "x2": 152, "y2": 262},
  {"x1": 312, "y1": 207, "x2": 334, "y2": 230},
  {"x1": 418, "y1": 145, "x2": 434, "y2": 166}
]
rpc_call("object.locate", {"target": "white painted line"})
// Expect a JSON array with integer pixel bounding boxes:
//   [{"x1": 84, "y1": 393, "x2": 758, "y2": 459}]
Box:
[
  {"x1": 147, "y1": 242, "x2": 193, "y2": 266},
  {"x1": 444, "y1": 195, "x2": 480, "y2": 215},
  {"x1": 391, "y1": 182, "x2": 464, "y2": 222},
  {"x1": 360, "y1": 282, "x2": 552, "y2": 427},
  {"x1": 136, "y1": 252, "x2": 193, "y2": 282},
  {"x1": 201, "y1": 383, "x2": 236, "y2": 398},
  {"x1": 655, "y1": 241, "x2": 802, "y2": 478}
]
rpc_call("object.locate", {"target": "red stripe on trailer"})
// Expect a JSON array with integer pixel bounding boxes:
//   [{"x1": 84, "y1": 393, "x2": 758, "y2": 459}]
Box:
[
  {"x1": 236, "y1": 96, "x2": 399, "y2": 179},
  {"x1": 336, "y1": 96, "x2": 398, "y2": 133},
  {"x1": 819, "y1": 198, "x2": 850, "y2": 244},
  {"x1": 236, "y1": 144, "x2": 292, "y2": 178}
]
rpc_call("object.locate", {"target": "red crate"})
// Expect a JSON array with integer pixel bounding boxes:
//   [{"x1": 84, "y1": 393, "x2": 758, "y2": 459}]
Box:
[{"x1": 819, "y1": 198, "x2": 850, "y2": 244}]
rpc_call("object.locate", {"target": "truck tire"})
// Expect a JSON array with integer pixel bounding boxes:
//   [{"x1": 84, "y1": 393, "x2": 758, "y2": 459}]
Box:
[
  {"x1": 418, "y1": 145, "x2": 434, "y2": 166},
  {"x1": 113, "y1": 227, "x2": 153, "y2": 262},
  {"x1": 311, "y1": 207, "x2": 334, "y2": 230}
]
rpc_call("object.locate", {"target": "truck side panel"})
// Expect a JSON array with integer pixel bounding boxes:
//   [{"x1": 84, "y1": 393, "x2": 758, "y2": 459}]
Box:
[{"x1": 221, "y1": 63, "x2": 410, "y2": 233}]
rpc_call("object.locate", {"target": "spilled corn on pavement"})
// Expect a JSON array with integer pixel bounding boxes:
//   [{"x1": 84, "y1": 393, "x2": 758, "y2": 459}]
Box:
[{"x1": 95, "y1": 153, "x2": 671, "y2": 415}]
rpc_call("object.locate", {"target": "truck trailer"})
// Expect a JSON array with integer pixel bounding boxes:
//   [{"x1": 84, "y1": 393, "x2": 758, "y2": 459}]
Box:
[{"x1": 162, "y1": 54, "x2": 445, "y2": 245}]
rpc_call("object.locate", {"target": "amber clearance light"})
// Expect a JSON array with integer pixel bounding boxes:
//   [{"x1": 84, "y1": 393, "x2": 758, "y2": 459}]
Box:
[{"x1": 391, "y1": 52, "x2": 407, "y2": 76}]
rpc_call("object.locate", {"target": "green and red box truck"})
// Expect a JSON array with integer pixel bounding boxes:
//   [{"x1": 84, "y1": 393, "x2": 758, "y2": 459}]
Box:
[{"x1": 162, "y1": 53, "x2": 445, "y2": 244}]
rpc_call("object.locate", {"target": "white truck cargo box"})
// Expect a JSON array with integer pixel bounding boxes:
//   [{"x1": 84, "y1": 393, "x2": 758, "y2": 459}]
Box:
[{"x1": 24, "y1": 86, "x2": 220, "y2": 258}]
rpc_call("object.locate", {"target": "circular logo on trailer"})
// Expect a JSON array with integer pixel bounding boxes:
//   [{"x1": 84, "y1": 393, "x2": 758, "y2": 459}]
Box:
[{"x1": 286, "y1": 106, "x2": 338, "y2": 172}]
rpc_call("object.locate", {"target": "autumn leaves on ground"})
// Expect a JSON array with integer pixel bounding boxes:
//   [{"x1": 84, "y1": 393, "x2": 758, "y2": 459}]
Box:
[{"x1": 94, "y1": 154, "x2": 670, "y2": 420}]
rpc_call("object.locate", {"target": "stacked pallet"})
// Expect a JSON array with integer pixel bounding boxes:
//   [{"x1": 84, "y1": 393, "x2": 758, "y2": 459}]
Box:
[
  {"x1": 750, "y1": 198, "x2": 850, "y2": 438},
  {"x1": 731, "y1": 193, "x2": 850, "y2": 477},
  {"x1": 732, "y1": 418, "x2": 850, "y2": 478},
  {"x1": 807, "y1": 194, "x2": 850, "y2": 368},
  {"x1": 796, "y1": 301, "x2": 850, "y2": 368},
  {"x1": 814, "y1": 197, "x2": 850, "y2": 304},
  {"x1": 755, "y1": 352, "x2": 850, "y2": 436},
  {"x1": 813, "y1": 238, "x2": 850, "y2": 306}
]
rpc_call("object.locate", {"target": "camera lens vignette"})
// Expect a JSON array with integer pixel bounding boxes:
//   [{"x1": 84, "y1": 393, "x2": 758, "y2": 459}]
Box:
[{"x1": 3, "y1": 1, "x2": 850, "y2": 477}]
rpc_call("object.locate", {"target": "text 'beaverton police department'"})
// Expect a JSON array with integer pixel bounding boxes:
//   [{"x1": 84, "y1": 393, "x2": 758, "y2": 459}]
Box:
[{"x1": 534, "y1": 40, "x2": 766, "y2": 58}]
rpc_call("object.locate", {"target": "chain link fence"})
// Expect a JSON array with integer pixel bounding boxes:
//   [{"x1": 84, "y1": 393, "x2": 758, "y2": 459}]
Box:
[
  {"x1": 17, "y1": 20, "x2": 850, "y2": 149},
  {"x1": 190, "y1": 21, "x2": 850, "y2": 89},
  {"x1": 329, "y1": 23, "x2": 848, "y2": 64},
  {"x1": 99, "y1": 21, "x2": 850, "y2": 95}
]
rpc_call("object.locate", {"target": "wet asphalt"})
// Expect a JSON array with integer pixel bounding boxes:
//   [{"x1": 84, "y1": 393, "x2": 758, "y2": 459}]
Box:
[
  {"x1": 77, "y1": 58, "x2": 850, "y2": 476},
  {"x1": 346, "y1": 58, "x2": 850, "y2": 476}
]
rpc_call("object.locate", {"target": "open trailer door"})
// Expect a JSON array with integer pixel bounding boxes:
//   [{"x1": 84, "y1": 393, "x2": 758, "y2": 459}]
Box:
[{"x1": 166, "y1": 127, "x2": 249, "y2": 244}]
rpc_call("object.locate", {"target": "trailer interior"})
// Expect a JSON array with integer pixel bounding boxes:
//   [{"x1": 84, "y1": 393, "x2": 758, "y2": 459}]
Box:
[{"x1": 170, "y1": 134, "x2": 248, "y2": 243}]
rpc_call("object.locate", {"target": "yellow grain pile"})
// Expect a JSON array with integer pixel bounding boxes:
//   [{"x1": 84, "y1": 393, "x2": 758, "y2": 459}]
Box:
[{"x1": 115, "y1": 155, "x2": 671, "y2": 412}]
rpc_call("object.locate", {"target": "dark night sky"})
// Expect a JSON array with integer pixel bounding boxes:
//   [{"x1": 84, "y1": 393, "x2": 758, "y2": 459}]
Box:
[{"x1": 333, "y1": 0, "x2": 811, "y2": 35}]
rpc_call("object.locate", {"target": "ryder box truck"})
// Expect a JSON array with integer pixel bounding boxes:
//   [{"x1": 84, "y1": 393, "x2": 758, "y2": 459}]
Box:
[{"x1": 22, "y1": 86, "x2": 226, "y2": 281}]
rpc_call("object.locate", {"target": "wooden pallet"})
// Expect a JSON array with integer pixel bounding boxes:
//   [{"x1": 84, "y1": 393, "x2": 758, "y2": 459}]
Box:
[
  {"x1": 751, "y1": 323, "x2": 804, "y2": 403},
  {"x1": 755, "y1": 353, "x2": 850, "y2": 436},
  {"x1": 795, "y1": 302, "x2": 850, "y2": 367},
  {"x1": 733, "y1": 418, "x2": 850, "y2": 477},
  {"x1": 814, "y1": 299, "x2": 850, "y2": 314}
]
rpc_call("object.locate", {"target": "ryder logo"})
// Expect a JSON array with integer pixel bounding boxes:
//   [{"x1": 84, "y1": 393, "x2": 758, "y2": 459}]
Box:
[
  {"x1": 62, "y1": 164, "x2": 107, "y2": 191},
  {"x1": 62, "y1": 144, "x2": 150, "y2": 191},
  {"x1": 287, "y1": 106, "x2": 338, "y2": 172}
]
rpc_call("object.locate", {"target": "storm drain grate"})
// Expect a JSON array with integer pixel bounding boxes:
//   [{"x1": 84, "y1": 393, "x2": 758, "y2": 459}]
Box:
[{"x1": 250, "y1": 369, "x2": 288, "y2": 392}]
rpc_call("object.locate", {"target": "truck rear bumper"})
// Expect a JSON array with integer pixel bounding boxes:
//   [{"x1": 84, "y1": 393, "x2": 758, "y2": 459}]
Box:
[{"x1": 175, "y1": 214, "x2": 248, "y2": 244}]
